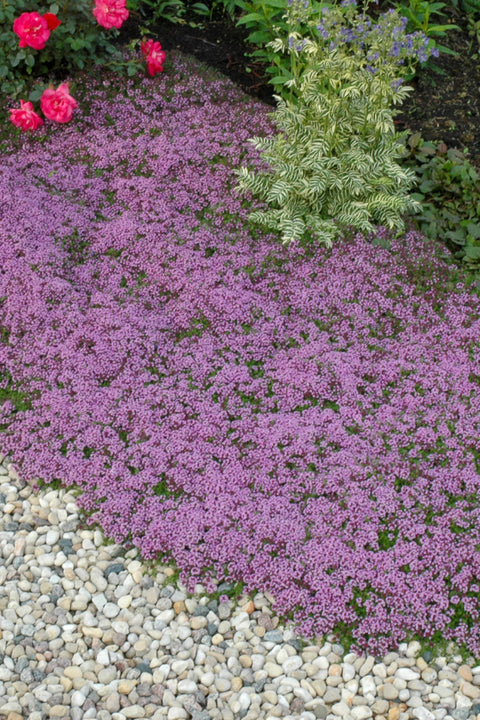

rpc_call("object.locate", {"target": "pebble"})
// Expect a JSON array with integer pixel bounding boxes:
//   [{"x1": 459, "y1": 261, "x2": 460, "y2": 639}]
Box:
[{"x1": 0, "y1": 457, "x2": 477, "y2": 720}]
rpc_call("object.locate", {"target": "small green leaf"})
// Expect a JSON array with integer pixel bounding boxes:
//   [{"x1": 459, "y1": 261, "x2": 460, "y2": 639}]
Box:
[
  {"x1": 28, "y1": 87, "x2": 45, "y2": 102},
  {"x1": 236, "y1": 11, "x2": 266, "y2": 25},
  {"x1": 467, "y1": 223, "x2": 480, "y2": 239},
  {"x1": 192, "y1": 2, "x2": 210, "y2": 13},
  {"x1": 464, "y1": 245, "x2": 480, "y2": 259}
]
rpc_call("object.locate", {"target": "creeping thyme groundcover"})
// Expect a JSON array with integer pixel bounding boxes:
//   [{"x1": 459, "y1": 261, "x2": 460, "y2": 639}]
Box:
[{"x1": 1, "y1": 53, "x2": 480, "y2": 656}]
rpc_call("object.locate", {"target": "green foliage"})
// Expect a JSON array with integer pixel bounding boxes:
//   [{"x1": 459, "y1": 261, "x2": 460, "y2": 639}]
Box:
[
  {"x1": 400, "y1": 132, "x2": 480, "y2": 275},
  {"x1": 0, "y1": 0, "x2": 140, "y2": 99},
  {"x1": 236, "y1": 49, "x2": 420, "y2": 246},
  {"x1": 127, "y1": 0, "x2": 237, "y2": 27},
  {"x1": 467, "y1": 13, "x2": 480, "y2": 58},
  {"x1": 460, "y1": 0, "x2": 480, "y2": 16},
  {"x1": 186, "y1": 0, "x2": 239, "y2": 20},
  {"x1": 127, "y1": 0, "x2": 192, "y2": 24},
  {"x1": 233, "y1": 0, "x2": 298, "y2": 87}
]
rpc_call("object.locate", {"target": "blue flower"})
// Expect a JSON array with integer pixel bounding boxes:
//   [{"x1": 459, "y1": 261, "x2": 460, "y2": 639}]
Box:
[{"x1": 317, "y1": 24, "x2": 330, "y2": 39}]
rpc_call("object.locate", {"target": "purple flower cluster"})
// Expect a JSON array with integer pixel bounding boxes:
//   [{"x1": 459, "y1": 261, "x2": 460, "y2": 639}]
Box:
[
  {"x1": 1, "y1": 53, "x2": 480, "y2": 654},
  {"x1": 314, "y1": 4, "x2": 437, "y2": 74}
]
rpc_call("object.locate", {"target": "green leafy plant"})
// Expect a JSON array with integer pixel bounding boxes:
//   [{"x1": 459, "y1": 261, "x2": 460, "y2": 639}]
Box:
[
  {"x1": 236, "y1": 56, "x2": 420, "y2": 246},
  {"x1": 234, "y1": 1, "x2": 440, "y2": 246},
  {"x1": 460, "y1": 0, "x2": 480, "y2": 17},
  {"x1": 127, "y1": 0, "x2": 189, "y2": 24},
  {"x1": 187, "y1": 0, "x2": 239, "y2": 21},
  {"x1": 233, "y1": 0, "x2": 294, "y2": 86},
  {"x1": 400, "y1": 132, "x2": 480, "y2": 274},
  {"x1": 127, "y1": 0, "x2": 237, "y2": 27},
  {"x1": 466, "y1": 12, "x2": 480, "y2": 58},
  {"x1": 0, "y1": 0, "x2": 140, "y2": 99}
]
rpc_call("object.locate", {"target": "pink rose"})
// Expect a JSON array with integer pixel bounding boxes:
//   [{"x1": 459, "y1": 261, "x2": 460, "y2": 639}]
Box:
[
  {"x1": 141, "y1": 39, "x2": 166, "y2": 76},
  {"x1": 9, "y1": 100, "x2": 43, "y2": 131},
  {"x1": 40, "y1": 83, "x2": 78, "y2": 124},
  {"x1": 13, "y1": 11, "x2": 52, "y2": 50},
  {"x1": 92, "y1": 0, "x2": 129, "y2": 30}
]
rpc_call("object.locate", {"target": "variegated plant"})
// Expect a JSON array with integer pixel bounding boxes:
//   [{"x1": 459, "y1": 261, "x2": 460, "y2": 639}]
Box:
[
  {"x1": 235, "y1": 1, "x2": 439, "y2": 246},
  {"x1": 236, "y1": 49, "x2": 422, "y2": 246}
]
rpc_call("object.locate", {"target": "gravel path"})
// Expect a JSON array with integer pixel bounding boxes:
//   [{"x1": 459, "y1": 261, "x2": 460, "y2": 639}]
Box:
[{"x1": 1, "y1": 452, "x2": 480, "y2": 720}]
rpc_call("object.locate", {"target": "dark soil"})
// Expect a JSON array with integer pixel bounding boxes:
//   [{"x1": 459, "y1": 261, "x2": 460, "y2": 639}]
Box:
[{"x1": 118, "y1": 6, "x2": 480, "y2": 169}]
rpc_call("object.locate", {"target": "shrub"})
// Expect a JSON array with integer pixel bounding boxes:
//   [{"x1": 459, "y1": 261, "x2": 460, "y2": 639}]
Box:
[
  {"x1": 0, "y1": 0, "x2": 137, "y2": 99},
  {"x1": 235, "y1": 2, "x2": 439, "y2": 245},
  {"x1": 236, "y1": 54, "x2": 420, "y2": 245},
  {"x1": 401, "y1": 132, "x2": 480, "y2": 275}
]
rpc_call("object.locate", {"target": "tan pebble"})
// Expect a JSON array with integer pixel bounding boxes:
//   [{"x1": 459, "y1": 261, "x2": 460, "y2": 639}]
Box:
[
  {"x1": 14, "y1": 538, "x2": 25, "y2": 556},
  {"x1": 329, "y1": 664, "x2": 342, "y2": 677},
  {"x1": 49, "y1": 706, "x2": 69, "y2": 717},
  {"x1": 174, "y1": 601, "x2": 186, "y2": 614},
  {"x1": 459, "y1": 665, "x2": 474, "y2": 682},
  {"x1": 60, "y1": 676, "x2": 73, "y2": 692},
  {"x1": 72, "y1": 677, "x2": 88, "y2": 690},
  {"x1": 461, "y1": 680, "x2": 480, "y2": 699},
  {"x1": 388, "y1": 706, "x2": 400, "y2": 720},
  {"x1": 82, "y1": 627, "x2": 102, "y2": 638},
  {"x1": 7, "y1": 713, "x2": 23, "y2": 720},
  {"x1": 231, "y1": 677, "x2": 243, "y2": 692},
  {"x1": 262, "y1": 690, "x2": 278, "y2": 705},
  {"x1": 64, "y1": 666, "x2": 82, "y2": 679},
  {"x1": 381, "y1": 682, "x2": 398, "y2": 701},
  {"x1": 254, "y1": 626, "x2": 265, "y2": 638},
  {"x1": 118, "y1": 679, "x2": 137, "y2": 694},
  {"x1": 64, "y1": 568, "x2": 76, "y2": 580},
  {"x1": 212, "y1": 634, "x2": 224, "y2": 645},
  {"x1": 191, "y1": 616, "x2": 207, "y2": 630},
  {"x1": 134, "y1": 639, "x2": 148, "y2": 653},
  {"x1": 244, "y1": 600, "x2": 255, "y2": 614},
  {"x1": 239, "y1": 655, "x2": 252, "y2": 668}
]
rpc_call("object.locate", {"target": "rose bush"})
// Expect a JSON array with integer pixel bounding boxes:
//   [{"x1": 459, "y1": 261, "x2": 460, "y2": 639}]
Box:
[
  {"x1": 0, "y1": 1, "x2": 142, "y2": 100},
  {"x1": 4, "y1": 1, "x2": 165, "y2": 131}
]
